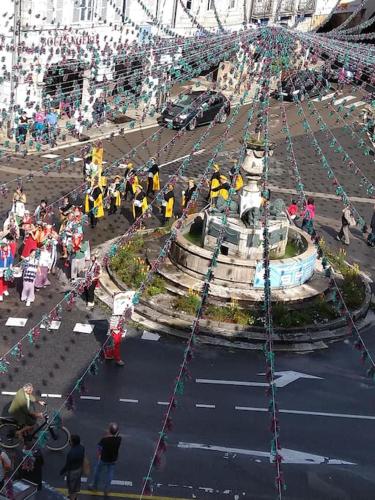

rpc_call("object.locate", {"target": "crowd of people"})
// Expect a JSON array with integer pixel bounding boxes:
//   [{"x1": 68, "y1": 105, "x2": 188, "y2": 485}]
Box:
[{"x1": 0, "y1": 384, "x2": 122, "y2": 500}]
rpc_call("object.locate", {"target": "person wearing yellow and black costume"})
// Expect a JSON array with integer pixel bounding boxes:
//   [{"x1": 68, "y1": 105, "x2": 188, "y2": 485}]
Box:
[
  {"x1": 162, "y1": 184, "x2": 175, "y2": 225},
  {"x1": 147, "y1": 157, "x2": 160, "y2": 196},
  {"x1": 107, "y1": 176, "x2": 122, "y2": 215},
  {"x1": 123, "y1": 162, "x2": 139, "y2": 200},
  {"x1": 182, "y1": 179, "x2": 197, "y2": 214},
  {"x1": 210, "y1": 175, "x2": 230, "y2": 202},
  {"x1": 85, "y1": 177, "x2": 104, "y2": 228},
  {"x1": 208, "y1": 164, "x2": 221, "y2": 206},
  {"x1": 229, "y1": 164, "x2": 244, "y2": 192},
  {"x1": 132, "y1": 185, "x2": 148, "y2": 223}
]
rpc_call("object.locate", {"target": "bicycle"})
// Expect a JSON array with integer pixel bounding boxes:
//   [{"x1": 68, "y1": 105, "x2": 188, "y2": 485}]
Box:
[{"x1": 0, "y1": 404, "x2": 70, "y2": 451}]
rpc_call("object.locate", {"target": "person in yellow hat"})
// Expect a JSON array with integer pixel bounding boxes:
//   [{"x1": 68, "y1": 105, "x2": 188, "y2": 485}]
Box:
[
  {"x1": 107, "y1": 176, "x2": 122, "y2": 215},
  {"x1": 162, "y1": 184, "x2": 175, "y2": 225},
  {"x1": 147, "y1": 157, "x2": 160, "y2": 196},
  {"x1": 124, "y1": 162, "x2": 139, "y2": 200},
  {"x1": 85, "y1": 177, "x2": 104, "y2": 228},
  {"x1": 211, "y1": 175, "x2": 230, "y2": 201},
  {"x1": 132, "y1": 185, "x2": 148, "y2": 222},
  {"x1": 208, "y1": 164, "x2": 221, "y2": 207},
  {"x1": 229, "y1": 165, "x2": 244, "y2": 192}
]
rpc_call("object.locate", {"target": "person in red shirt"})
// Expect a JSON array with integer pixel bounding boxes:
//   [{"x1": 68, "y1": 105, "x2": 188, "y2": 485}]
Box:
[{"x1": 287, "y1": 199, "x2": 298, "y2": 220}]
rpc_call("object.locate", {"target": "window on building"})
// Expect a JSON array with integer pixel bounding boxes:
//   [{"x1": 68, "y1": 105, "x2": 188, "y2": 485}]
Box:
[
  {"x1": 73, "y1": 0, "x2": 97, "y2": 22},
  {"x1": 229, "y1": 0, "x2": 236, "y2": 8},
  {"x1": 186, "y1": 0, "x2": 192, "y2": 9},
  {"x1": 207, "y1": 0, "x2": 213, "y2": 10}
]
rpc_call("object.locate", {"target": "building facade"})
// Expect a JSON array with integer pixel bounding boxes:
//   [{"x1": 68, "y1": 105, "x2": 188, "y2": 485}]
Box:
[{"x1": 0, "y1": 0, "x2": 341, "y2": 123}]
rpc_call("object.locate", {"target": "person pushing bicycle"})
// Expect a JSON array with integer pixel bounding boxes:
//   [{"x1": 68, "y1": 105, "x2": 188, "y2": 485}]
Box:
[{"x1": 8, "y1": 383, "x2": 46, "y2": 436}]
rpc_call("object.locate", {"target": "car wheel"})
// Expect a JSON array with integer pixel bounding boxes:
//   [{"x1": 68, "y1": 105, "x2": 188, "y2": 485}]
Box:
[
  {"x1": 219, "y1": 112, "x2": 228, "y2": 124},
  {"x1": 188, "y1": 118, "x2": 196, "y2": 131}
]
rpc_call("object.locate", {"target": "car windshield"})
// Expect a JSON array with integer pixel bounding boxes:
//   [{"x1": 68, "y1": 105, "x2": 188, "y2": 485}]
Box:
[{"x1": 174, "y1": 93, "x2": 206, "y2": 109}]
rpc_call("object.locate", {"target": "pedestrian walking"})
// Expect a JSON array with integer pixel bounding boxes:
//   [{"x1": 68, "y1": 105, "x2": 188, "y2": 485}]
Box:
[
  {"x1": 107, "y1": 177, "x2": 121, "y2": 215},
  {"x1": 337, "y1": 206, "x2": 356, "y2": 246},
  {"x1": 0, "y1": 446, "x2": 11, "y2": 490},
  {"x1": 208, "y1": 164, "x2": 221, "y2": 206},
  {"x1": 17, "y1": 112, "x2": 29, "y2": 144},
  {"x1": 84, "y1": 253, "x2": 102, "y2": 309},
  {"x1": 71, "y1": 239, "x2": 90, "y2": 282},
  {"x1": 181, "y1": 179, "x2": 197, "y2": 213},
  {"x1": 367, "y1": 205, "x2": 375, "y2": 247},
  {"x1": 60, "y1": 435, "x2": 85, "y2": 500},
  {"x1": 161, "y1": 184, "x2": 175, "y2": 225},
  {"x1": 21, "y1": 249, "x2": 39, "y2": 307},
  {"x1": 0, "y1": 240, "x2": 16, "y2": 302},
  {"x1": 34, "y1": 243, "x2": 52, "y2": 289},
  {"x1": 132, "y1": 185, "x2": 148, "y2": 223},
  {"x1": 229, "y1": 165, "x2": 244, "y2": 193},
  {"x1": 104, "y1": 326, "x2": 126, "y2": 366},
  {"x1": 287, "y1": 199, "x2": 298, "y2": 221},
  {"x1": 89, "y1": 423, "x2": 122, "y2": 495},
  {"x1": 85, "y1": 178, "x2": 104, "y2": 229},
  {"x1": 146, "y1": 157, "x2": 160, "y2": 196},
  {"x1": 210, "y1": 175, "x2": 230, "y2": 202},
  {"x1": 300, "y1": 197, "x2": 316, "y2": 234},
  {"x1": 123, "y1": 163, "x2": 139, "y2": 201}
]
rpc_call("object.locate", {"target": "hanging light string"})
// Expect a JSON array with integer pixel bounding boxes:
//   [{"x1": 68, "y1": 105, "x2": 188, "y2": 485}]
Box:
[
  {"x1": 0, "y1": 49, "x2": 258, "y2": 495},
  {"x1": 260, "y1": 29, "x2": 285, "y2": 498},
  {"x1": 139, "y1": 56, "x2": 269, "y2": 500},
  {"x1": 277, "y1": 53, "x2": 375, "y2": 382},
  {"x1": 0, "y1": 42, "x2": 255, "y2": 371}
]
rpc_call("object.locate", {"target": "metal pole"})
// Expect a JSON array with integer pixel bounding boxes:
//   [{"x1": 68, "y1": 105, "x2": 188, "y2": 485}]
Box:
[{"x1": 121, "y1": 0, "x2": 127, "y2": 23}]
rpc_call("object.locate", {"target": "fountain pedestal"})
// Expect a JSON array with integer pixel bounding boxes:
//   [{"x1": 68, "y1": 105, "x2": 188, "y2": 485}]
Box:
[{"x1": 203, "y1": 144, "x2": 289, "y2": 260}]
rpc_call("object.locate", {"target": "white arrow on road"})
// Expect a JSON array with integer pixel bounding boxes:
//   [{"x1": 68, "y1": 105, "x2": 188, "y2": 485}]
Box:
[
  {"x1": 196, "y1": 371, "x2": 322, "y2": 389},
  {"x1": 178, "y1": 442, "x2": 355, "y2": 465}
]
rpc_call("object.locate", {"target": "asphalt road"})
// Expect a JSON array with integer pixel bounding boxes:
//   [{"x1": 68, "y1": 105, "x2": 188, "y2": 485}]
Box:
[{"x1": 0, "y1": 84, "x2": 374, "y2": 499}]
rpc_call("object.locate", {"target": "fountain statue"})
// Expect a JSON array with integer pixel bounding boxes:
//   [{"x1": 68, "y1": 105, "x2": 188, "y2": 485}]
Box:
[{"x1": 202, "y1": 138, "x2": 289, "y2": 259}]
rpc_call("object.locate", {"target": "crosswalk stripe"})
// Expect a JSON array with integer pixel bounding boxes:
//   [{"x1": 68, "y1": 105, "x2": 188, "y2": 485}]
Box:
[
  {"x1": 345, "y1": 100, "x2": 366, "y2": 109},
  {"x1": 312, "y1": 92, "x2": 335, "y2": 102},
  {"x1": 333, "y1": 95, "x2": 356, "y2": 106}
]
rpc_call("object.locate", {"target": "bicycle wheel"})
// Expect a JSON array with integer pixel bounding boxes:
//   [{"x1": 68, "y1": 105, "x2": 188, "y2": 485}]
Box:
[
  {"x1": 0, "y1": 423, "x2": 21, "y2": 449},
  {"x1": 45, "y1": 425, "x2": 71, "y2": 451}
]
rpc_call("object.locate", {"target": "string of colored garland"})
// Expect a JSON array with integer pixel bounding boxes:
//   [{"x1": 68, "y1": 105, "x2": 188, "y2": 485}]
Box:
[
  {"x1": 139, "y1": 65, "x2": 268, "y2": 499},
  {"x1": 1, "y1": 55, "x2": 259, "y2": 493},
  {"x1": 0, "y1": 45, "x2": 253, "y2": 371},
  {"x1": 279, "y1": 83, "x2": 375, "y2": 386}
]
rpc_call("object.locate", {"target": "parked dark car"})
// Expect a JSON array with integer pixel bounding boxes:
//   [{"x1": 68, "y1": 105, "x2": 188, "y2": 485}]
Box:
[
  {"x1": 160, "y1": 90, "x2": 231, "y2": 130},
  {"x1": 278, "y1": 70, "x2": 329, "y2": 101}
]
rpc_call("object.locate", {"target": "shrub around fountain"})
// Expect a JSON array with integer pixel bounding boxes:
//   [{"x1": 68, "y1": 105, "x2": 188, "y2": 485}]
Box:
[{"x1": 110, "y1": 236, "x2": 166, "y2": 297}]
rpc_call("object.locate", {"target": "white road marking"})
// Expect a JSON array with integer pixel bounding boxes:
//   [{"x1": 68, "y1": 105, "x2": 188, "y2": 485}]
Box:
[
  {"x1": 159, "y1": 149, "x2": 206, "y2": 168},
  {"x1": 41, "y1": 154, "x2": 60, "y2": 159},
  {"x1": 141, "y1": 331, "x2": 160, "y2": 341},
  {"x1": 5, "y1": 318, "x2": 28, "y2": 327},
  {"x1": 196, "y1": 404, "x2": 216, "y2": 409},
  {"x1": 73, "y1": 323, "x2": 94, "y2": 334},
  {"x1": 235, "y1": 406, "x2": 375, "y2": 421},
  {"x1": 157, "y1": 401, "x2": 169, "y2": 406},
  {"x1": 1, "y1": 391, "x2": 16, "y2": 396},
  {"x1": 333, "y1": 95, "x2": 356, "y2": 106},
  {"x1": 81, "y1": 478, "x2": 132, "y2": 486},
  {"x1": 197, "y1": 371, "x2": 321, "y2": 389},
  {"x1": 312, "y1": 92, "x2": 335, "y2": 102},
  {"x1": 119, "y1": 398, "x2": 139, "y2": 403},
  {"x1": 345, "y1": 100, "x2": 366, "y2": 108},
  {"x1": 196, "y1": 378, "x2": 267, "y2": 387},
  {"x1": 80, "y1": 395, "x2": 101, "y2": 400},
  {"x1": 41, "y1": 321, "x2": 61, "y2": 330},
  {"x1": 41, "y1": 394, "x2": 62, "y2": 398},
  {"x1": 177, "y1": 442, "x2": 355, "y2": 465}
]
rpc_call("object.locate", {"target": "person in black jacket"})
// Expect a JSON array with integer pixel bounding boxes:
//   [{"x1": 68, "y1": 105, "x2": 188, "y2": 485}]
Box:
[{"x1": 60, "y1": 435, "x2": 85, "y2": 500}]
